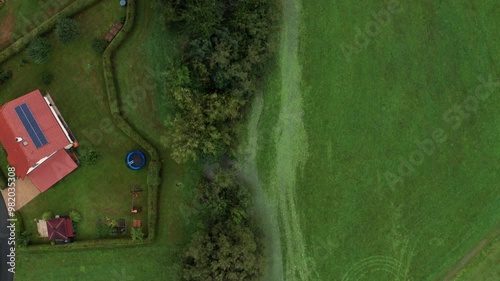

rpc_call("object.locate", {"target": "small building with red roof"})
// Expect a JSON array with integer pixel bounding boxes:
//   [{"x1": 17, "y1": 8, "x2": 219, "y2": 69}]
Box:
[
  {"x1": 0, "y1": 90, "x2": 78, "y2": 192},
  {"x1": 46, "y1": 217, "x2": 74, "y2": 242}
]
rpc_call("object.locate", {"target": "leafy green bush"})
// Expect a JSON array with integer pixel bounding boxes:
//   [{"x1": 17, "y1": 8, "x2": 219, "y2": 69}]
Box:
[
  {"x1": 91, "y1": 38, "x2": 108, "y2": 53},
  {"x1": 27, "y1": 37, "x2": 52, "y2": 64},
  {"x1": 96, "y1": 219, "x2": 111, "y2": 238},
  {"x1": 42, "y1": 211, "x2": 53, "y2": 221},
  {"x1": 130, "y1": 227, "x2": 144, "y2": 241},
  {"x1": 56, "y1": 17, "x2": 80, "y2": 43},
  {"x1": 13, "y1": 212, "x2": 24, "y2": 237},
  {"x1": 41, "y1": 71, "x2": 54, "y2": 85},
  {"x1": 81, "y1": 149, "x2": 101, "y2": 165},
  {"x1": 69, "y1": 210, "x2": 82, "y2": 223},
  {"x1": 18, "y1": 231, "x2": 32, "y2": 248},
  {"x1": 0, "y1": 170, "x2": 6, "y2": 190},
  {"x1": 0, "y1": 70, "x2": 13, "y2": 84}
]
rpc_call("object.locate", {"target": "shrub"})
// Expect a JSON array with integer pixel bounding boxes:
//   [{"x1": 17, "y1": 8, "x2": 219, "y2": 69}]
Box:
[
  {"x1": 27, "y1": 37, "x2": 52, "y2": 64},
  {"x1": 56, "y1": 17, "x2": 79, "y2": 43},
  {"x1": 0, "y1": 170, "x2": 6, "y2": 190},
  {"x1": 96, "y1": 219, "x2": 110, "y2": 238},
  {"x1": 130, "y1": 227, "x2": 144, "y2": 241},
  {"x1": 14, "y1": 212, "x2": 24, "y2": 238},
  {"x1": 81, "y1": 149, "x2": 100, "y2": 165},
  {"x1": 120, "y1": 15, "x2": 127, "y2": 24},
  {"x1": 91, "y1": 38, "x2": 108, "y2": 53},
  {"x1": 0, "y1": 70, "x2": 12, "y2": 84},
  {"x1": 69, "y1": 210, "x2": 82, "y2": 223},
  {"x1": 41, "y1": 71, "x2": 54, "y2": 85},
  {"x1": 41, "y1": 211, "x2": 53, "y2": 221},
  {"x1": 18, "y1": 231, "x2": 32, "y2": 247}
]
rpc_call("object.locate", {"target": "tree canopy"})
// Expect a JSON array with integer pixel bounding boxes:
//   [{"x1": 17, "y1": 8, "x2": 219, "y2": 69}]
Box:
[
  {"x1": 56, "y1": 17, "x2": 80, "y2": 44},
  {"x1": 27, "y1": 37, "x2": 52, "y2": 64},
  {"x1": 163, "y1": 0, "x2": 278, "y2": 163},
  {"x1": 183, "y1": 221, "x2": 265, "y2": 281},
  {"x1": 182, "y1": 169, "x2": 265, "y2": 281}
]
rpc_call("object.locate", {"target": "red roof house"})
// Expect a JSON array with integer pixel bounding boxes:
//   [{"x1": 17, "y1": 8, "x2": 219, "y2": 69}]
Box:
[
  {"x1": 0, "y1": 90, "x2": 78, "y2": 192},
  {"x1": 46, "y1": 217, "x2": 74, "y2": 241}
]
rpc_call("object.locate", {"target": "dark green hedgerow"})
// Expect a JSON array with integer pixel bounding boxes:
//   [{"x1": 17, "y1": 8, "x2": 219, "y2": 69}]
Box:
[
  {"x1": 102, "y1": 0, "x2": 161, "y2": 241},
  {"x1": 161, "y1": 1, "x2": 279, "y2": 280}
]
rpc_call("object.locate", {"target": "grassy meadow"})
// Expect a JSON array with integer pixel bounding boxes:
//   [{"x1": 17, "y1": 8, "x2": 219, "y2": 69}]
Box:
[{"x1": 243, "y1": 0, "x2": 500, "y2": 280}]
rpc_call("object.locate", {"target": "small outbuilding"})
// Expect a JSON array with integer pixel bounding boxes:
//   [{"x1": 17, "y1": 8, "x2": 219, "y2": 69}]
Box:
[{"x1": 46, "y1": 217, "x2": 74, "y2": 243}]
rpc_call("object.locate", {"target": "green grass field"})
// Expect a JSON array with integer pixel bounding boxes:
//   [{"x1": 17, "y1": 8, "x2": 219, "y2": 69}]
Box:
[{"x1": 241, "y1": 0, "x2": 500, "y2": 280}]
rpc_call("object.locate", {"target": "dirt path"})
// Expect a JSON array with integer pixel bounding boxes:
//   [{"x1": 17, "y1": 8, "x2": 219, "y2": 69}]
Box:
[
  {"x1": 238, "y1": 94, "x2": 285, "y2": 281},
  {"x1": 239, "y1": 0, "x2": 318, "y2": 280},
  {"x1": 439, "y1": 226, "x2": 500, "y2": 281}
]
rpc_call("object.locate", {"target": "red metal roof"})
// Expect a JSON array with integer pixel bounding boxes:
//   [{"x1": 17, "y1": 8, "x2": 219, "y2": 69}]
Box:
[
  {"x1": 0, "y1": 90, "x2": 72, "y2": 177},
  {"x1": 46, "y1": 218, "x2": 74, "y2": 240},
  {"x1": 28, "y1": 150, "x2": 78, "y2": 193}
]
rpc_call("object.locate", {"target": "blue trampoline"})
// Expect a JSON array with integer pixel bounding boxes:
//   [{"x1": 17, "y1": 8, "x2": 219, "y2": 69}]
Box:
[{"x1": 126, "y1": 150, "x2": 146, "y2": 170}]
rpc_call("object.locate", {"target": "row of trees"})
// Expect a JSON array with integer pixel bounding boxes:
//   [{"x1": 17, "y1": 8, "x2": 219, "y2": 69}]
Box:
[
  {"x1": 182, "y1": 169, "x2": 265, "y2": 281},
  {"x1": 161, "y1": 0, "x2": 279, "y2": 280},
  {"x1": 163, "y1": 0, "x2": 279, "y2": 163}
]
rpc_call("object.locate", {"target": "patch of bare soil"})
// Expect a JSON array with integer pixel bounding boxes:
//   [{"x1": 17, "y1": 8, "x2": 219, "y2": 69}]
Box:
[{"x1": 0, "y1": 3, "x2": 14, "y2": 49}]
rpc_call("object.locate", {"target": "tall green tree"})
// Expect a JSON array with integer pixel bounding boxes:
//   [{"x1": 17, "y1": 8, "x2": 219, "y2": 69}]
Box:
[
  {"x1": 166, "y1": 86, "x2": 244, "y2": 163},
  {"x1": 27, "y1": 37, "x2": 52, "y2": 64},
  {"x1": 183, "y1": 221, "x2": 265, "y2": 281},
  {"x1": 56, "y1": 17, "x2": 80, "y2": 43}
]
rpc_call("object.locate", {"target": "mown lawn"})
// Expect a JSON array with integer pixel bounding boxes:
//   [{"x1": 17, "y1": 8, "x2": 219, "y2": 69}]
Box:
[
  {"x1": 0, "y1": 0, "x2": 148, "y2": 243},
  {"x1": 251, "y1": 0, "x2": 500, "y2": 280},
  {"x1": 0, "y1": 0, "x2": 75, "y2": 50},
  {"x1": 10, "y1": 0, "x2": 200, "y2": 280}
]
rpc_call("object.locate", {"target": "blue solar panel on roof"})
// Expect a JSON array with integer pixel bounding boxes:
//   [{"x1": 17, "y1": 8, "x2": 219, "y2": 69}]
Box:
[{"x1": 14, "y1": 103, "x2": 49, "y2": 148}]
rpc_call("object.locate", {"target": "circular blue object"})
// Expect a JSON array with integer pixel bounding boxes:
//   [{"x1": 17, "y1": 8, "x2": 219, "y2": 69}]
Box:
[
  {"x1": 126, "y1": 150, "x2": 146, "y2": 170},
  {"x1": 120, "y1": 0, "x2": 127, "y2": 7}
]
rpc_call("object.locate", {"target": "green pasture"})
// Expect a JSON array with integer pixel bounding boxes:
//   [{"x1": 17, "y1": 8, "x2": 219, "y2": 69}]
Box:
[{"x1": 246, "y1": 0, "x2": 500, "y2": 280}]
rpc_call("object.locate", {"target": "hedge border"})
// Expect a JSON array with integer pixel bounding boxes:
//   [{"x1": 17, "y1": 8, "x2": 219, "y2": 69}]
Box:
[
  {"x1": 101, "y1": 0, "x2": 161, "y2": 241},
  {"x1": 19, "y1": 237, "x2": 153, "y2": 252},
  {"x1": 0, "y1": 0, "x2": 101, "y2": 64}
]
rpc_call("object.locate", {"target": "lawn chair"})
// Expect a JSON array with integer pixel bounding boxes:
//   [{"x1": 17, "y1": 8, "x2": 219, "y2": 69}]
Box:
[{"x1": 117, "y1": 219, "x2": 126, "y2": 234}]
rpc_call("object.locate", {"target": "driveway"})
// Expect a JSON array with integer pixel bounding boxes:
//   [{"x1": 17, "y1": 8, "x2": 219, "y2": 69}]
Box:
[{"x1": 1, "y1": 178, "x2": 40, "y2": 210}]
